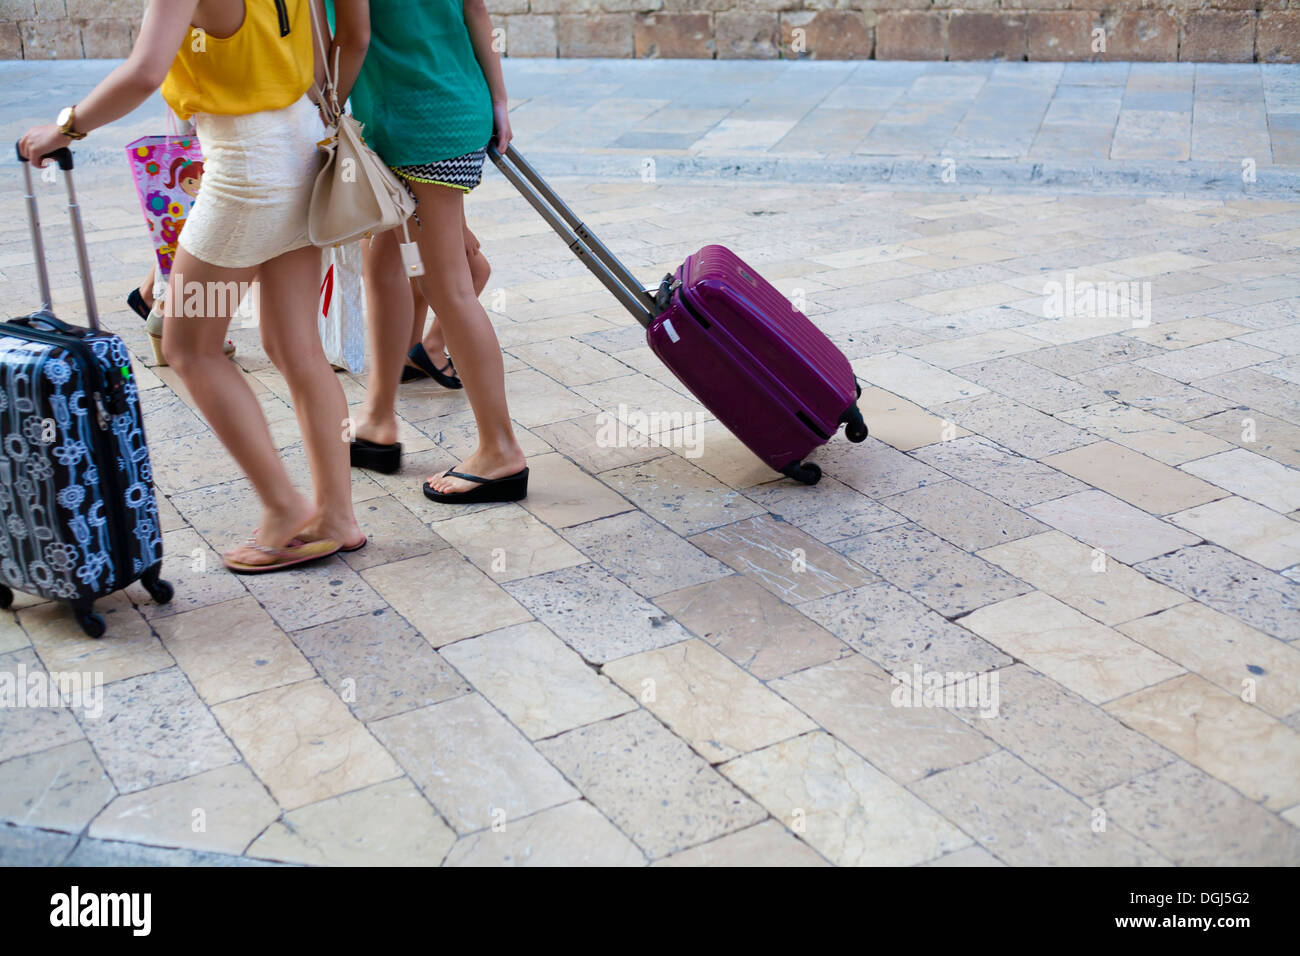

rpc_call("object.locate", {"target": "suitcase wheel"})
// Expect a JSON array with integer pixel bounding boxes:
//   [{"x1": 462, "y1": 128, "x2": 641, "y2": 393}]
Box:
[
  {"x1": 141, "y1": 565, "x2": 174, "y2": 606},
  {"x1": 0, "y1": 585, "x2": 11, "y2": 610},
  {"x1": 844, "y1": 404, "x2": 869, "y2": 444},
  {"x1": 781, "y1": 461, "x2": 822, "y2": 486},
  {"x1": 76, "y1": 611, "x2": 106, "y2": 639}
]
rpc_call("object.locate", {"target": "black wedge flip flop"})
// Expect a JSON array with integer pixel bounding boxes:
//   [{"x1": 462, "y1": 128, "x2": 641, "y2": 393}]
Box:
[
  {"x1": 127, "y1": 288, "x2": 151, "y2": 321},
  {"x1": 408, "y1": 343, "x2": 463, "y2": 390},
  {"x1": 350, "y1": 438, "x2": 402, "y2": 474},
  {"x1": 423, "y1": 466, "x2": 529, "y2": 504}
]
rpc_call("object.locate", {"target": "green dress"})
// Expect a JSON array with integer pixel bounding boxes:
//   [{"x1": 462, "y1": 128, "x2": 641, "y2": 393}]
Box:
[{"x1": 325, "y1": 0, "x2": 493, "y2": 167}]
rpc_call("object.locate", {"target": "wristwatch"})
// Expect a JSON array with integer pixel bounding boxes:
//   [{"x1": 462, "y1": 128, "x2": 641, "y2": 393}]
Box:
[{"x1": 56, "y1": 105, "x2": 87, "y2": 141}]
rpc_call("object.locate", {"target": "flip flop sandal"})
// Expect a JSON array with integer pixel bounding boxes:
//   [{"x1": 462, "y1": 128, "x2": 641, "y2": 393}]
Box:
[
  {"x1": 408, "y1": 343, "x2": 463, "y2": 390},
  {"x1": 423, "y1": 466, "x2": 529, "y2": 504},
  {"x1": 350, "y1": 438, "x2": 402, "y2": 474},
  {"x1": 278, "y1": 535, "x2": 368, "y2": 553},
  {"x1": 223, "y1": 536, "x2": 342, "y2": 575}
]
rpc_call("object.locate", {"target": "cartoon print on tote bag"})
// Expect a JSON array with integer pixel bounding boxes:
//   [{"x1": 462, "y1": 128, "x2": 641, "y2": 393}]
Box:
[{"x1": 125, "y1": 135, "x2": 206, "y2": 279}]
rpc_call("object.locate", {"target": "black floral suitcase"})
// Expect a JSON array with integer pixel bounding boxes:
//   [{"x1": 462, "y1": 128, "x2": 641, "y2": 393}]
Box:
[{"x1": 1, "y1": 144, "x2": 173, "y2": 636}]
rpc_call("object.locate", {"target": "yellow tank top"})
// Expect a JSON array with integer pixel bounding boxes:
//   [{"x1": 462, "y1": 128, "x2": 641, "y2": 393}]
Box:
[{"x1": 162, "y1": 0, "x2": 314, "y2": 120}]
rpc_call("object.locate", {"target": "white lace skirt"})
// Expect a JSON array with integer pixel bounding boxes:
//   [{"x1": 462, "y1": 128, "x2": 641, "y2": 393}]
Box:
[{"x1": 180, "y1": 96, "x2": 323, "y2": 269}]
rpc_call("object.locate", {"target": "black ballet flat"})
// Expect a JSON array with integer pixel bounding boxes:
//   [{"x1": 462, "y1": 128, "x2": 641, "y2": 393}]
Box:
[
  {"x1": 423, "y1": 466, "x2": 528, "y2": 504},
  {"x1": 350, "y1": 438, "x2": 402, "y2": 474},
  {"x1": 401, "y1": 364, "x2": 429, "y2": 383},
  {"x1": 408, "y1": 343, "x2": 463, "y2": 389},
  {"x1": 127, "y1": 288, "x2": 151, "y2": 320}
]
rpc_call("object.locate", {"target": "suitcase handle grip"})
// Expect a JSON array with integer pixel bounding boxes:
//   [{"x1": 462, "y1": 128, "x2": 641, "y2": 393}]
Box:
[
  {"x1": 15, "y1": 142, "x2": 74, "y2": 170},
  {"x1": 489, "y1": 144, "x2": 659, "y2": 329},
  {"x1": 8, "y1": 311, "x2": 85, "y2": 337},
  {"x1": 16, "y1": 142, "x2": 99, "y2": 331}
]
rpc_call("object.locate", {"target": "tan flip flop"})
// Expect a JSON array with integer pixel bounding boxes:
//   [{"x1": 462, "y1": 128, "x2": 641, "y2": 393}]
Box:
[{"x1": 223, "y1": 536, "x2": 342, "y2": 575}]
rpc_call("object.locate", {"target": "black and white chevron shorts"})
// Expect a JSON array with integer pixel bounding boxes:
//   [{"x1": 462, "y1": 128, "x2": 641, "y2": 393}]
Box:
[{"x1": 392, "y1": 147, "x2": 487, "y2": 197}]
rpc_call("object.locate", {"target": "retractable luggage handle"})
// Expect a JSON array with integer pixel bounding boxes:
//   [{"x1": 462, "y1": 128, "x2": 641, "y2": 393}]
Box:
[
  {"x1": 15, "y1": 143, "x2": 100, "y2": 331},
  {"x1": 489, "y1": 144, "x2": 659, "y2": 329}
]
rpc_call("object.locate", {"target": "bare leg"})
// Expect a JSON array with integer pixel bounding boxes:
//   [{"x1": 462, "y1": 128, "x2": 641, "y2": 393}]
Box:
[
  {"x1": 414, "y1": 184, "x2": 524, "y2": 494},
  {"x1": 137, "y1": 262, "x2": 157, "y2": 310},
  {"x1": 418, "y1": 212, "x2": 490, "y2": 361},
  {"x1": 257, "y1": 245, "x2": 362, "y2": 548},
  {"x1": 163, "y1": 248, "x2": 314, "y2": 559},
  {"x1": 355, "y1": 227, "x2": 415, "y2": 446}
]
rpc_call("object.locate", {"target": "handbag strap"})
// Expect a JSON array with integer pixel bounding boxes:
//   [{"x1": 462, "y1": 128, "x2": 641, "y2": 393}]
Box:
[{"x1": 305, "y1": 0, "x2": 342, "y2": 126}]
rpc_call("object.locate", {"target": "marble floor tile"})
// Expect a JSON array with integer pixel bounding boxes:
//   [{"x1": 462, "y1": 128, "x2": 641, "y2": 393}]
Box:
[
  {"x1": 912, "y1": 435, "x2": 1088, "y2": 508},
  {"x1": 852, "y1": 384, "x2": 972, "y2": 452},
  {"x1": 1071, "y1": 364, "x2": 1235, "y2": 422},
  {"x1": 852, "y1": 352, "x2": 987, "y2": 406},
  {"x1": 434, "y1": 503, "x2": 588, "y2": 583},
  {"x1": 362, "y1": 550, "x2": 532, "y2": 648},
  {"x1": 537, "y1": 709, "x2": 766, "y2": 859},
  {"x1": 953, "y1": 664, "x2": 1173, "y2": 796},
  {"x1": 152, "y1": 597, "x2": 314, "y2": 705},
  {"x1": 961, "y1": 592, "x2": 1184, "y2": 704},
  {"x1": 653, "y1": 819, "x2": 828, "y2": 867},
  {"x1": 83, "y1": 667, "x2": 239, "y2": 795},
  {"x1": 603, "y1": 639, "x2": 817, "y2": 763},
  {"x1": 249, "y1": 778, "x2": 457, "y2": 866},
  {"x1": 882, "y1": 479, "x2": 1049, "y2": 552},
  {"x1": 743, "y1": 475, "x2": 907, "y2": 544},
  {"x1": 504, "y1": 563, "x2": 690, "y2": 664},
  {"x1": 1167, "y1": 496, "x2": 1300, "y2": 570},
  {"x1": 934, "y1": 394, "x2": 1095, "y2": 459},
  {"x1": 1117, "y1": 602, "x2": 1300, "y2": 719},
  {"x1": 89, "y1": 763, "x2": 279, "y2": 855},
  {"x1": 517, "y1": 452, "x2": 636, "y2": 529},
  {"x1": 1098, "y1": 760, "x2": 1300, "y2": 866},
  {"x1": 799, "y1": 581, "x2": 1012, "y2": 675},
  {"x1": 771, "y1": 654, "x2": 999, "y2": 784},
  {"x1": 1136, "y1": 545, "x2": 1299, "y2": 640},
  {"x1": 654, "y1": 575, "x2": 849, "y2": 680},
  {"x1": 1134, "y1": 339, "x2": 1280, "y2": 383},
  {"x1": 440, "y1": 622, "x2": 636, "y2": 739},
  {"x1": 560, "y1": 511, "x2": 732, "y2": 598},
  {"x1": 599, "y1": 454, "x2": 766, "y2": 537},
  {"x1": 1179, "y1": 448, "x2": 1300, "y2": 514},
  {"x1": 910, "y1": 750, "x2": 1167, "y2": 866},
  {"x1": 212, "y1": 679, "x2": 400, "y2": 811},
  {"x1": 1106, "y1": 674, "x2": 1300, "y2": 810},
  {"x1": 244, "y1": 559, "x2": 388, "y2": 633},
  {"x1": 372, "y1": 694, "x2": 577, "y2": 833},
  {"x1": 0, "y1": 740, "x2": 114, "y2": 833},
  {"x1": 1024, "y1": 489, "x2": 1199, "y2": 564},
  {"x1": 834, "y1": 522, "x2": 1031, "y2": 617},
  {"x1": 721, "y1": 732, "x2": 971, "y2": 866},
  {"x1": 1041, "y1": 441, "x2": 1226, "y2": 515},
  {"x1": 19, "y1": 591, "x2": 173, "y2": 685},
  {"x1": 1054, "y1": 401, "x2": 1235, "y2": 466},
  {"x1": 339, "y1": 495, "x2": 452, "y2": 573},
  {"x1": 289, "y1": 608, "x2": 471, "y2": 723},
  {"x1": 977, "y1": 531, "x2": 1184, "y2": 626},
  {"x1": 530, "y1": 414, "x2": 670, "y2": 475},
  {"x1": 954, "y1": 356, "x2": 1107, "y2": 414},
  {"x1": 0, "y1": 824, "x2": 77, "y2": 866},
  {"x1": 445, "y1": 800, "x2": 646, "y2": 867},
  {"x1": 688, "y1": 515, "x2": 876, "y2": 603}
]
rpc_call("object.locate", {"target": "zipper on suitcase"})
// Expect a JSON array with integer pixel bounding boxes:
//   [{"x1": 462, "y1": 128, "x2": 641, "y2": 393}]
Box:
[{"x1": 1, "y1": 324, "x2": 135, "y2": 587}]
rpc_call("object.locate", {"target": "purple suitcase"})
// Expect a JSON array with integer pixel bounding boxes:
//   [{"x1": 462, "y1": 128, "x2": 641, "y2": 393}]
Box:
[{"x1": 490, "y1": 147, "x2": 867, "y2": 484}]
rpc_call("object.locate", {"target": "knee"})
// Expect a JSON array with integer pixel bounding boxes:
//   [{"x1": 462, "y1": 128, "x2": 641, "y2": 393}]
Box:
[{"x1": 161, "y1": 331, "x2": 204, "y2": 375}]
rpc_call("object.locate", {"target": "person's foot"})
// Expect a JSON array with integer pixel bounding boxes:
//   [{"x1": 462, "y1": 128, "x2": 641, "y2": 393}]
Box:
[
  {"x1": 295, "y1": 510, "x2": 365, "y2": 552},
  {"x1": 222, "y1": 498, "x2": 317, "y2": 570},
  {"x1": 352, "y1": 413, "x2": 400, "y2": 448},
  {"x1": 425, "y1": 444, "x2": 527, "y2": 496}
]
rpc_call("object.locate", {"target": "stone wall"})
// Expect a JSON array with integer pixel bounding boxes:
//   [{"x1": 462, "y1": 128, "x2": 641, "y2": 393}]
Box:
[{"x1": 3, "y1": 0, "x2": 1296, "y2": 61}]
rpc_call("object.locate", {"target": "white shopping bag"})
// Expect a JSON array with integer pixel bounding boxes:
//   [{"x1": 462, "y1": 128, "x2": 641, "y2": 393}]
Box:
[{"x1": 319, "y1": 243, "x2": 367, "y2": 374}]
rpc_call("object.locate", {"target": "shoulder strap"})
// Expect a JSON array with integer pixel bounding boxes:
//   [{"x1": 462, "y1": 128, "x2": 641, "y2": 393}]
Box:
[{"x1": 305, "y1": 0, "x2": 341, "y2": 125}]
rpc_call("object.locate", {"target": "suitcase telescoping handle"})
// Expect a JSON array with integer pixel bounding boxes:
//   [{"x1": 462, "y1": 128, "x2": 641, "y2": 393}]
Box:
[
  {"x1": 489, "y1": 144, "x2": 659, "y2": 329},
  {"x1": 15, "y1": 142, "x2": 100, "y2": 331}
]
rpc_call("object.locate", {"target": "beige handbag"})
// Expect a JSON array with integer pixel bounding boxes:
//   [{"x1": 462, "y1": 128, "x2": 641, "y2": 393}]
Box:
[{"x1": 305, "y1": 1, "x2": 421, "y2": 273}]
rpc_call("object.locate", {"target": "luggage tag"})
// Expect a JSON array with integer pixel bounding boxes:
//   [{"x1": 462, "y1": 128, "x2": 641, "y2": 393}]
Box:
[{"x1": 400, "y1": 240, "x2": 424, "y2": 277}]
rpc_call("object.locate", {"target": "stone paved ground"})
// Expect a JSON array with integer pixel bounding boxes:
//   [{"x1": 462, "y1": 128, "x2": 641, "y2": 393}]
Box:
[{"x1": 0, "y1": 60, "x2": 1299, "y2": 866}]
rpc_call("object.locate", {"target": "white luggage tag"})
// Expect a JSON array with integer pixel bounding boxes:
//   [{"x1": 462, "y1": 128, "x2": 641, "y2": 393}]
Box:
[{"x1": 399, "y1": 222, "x2": 424, "y2": 277}]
